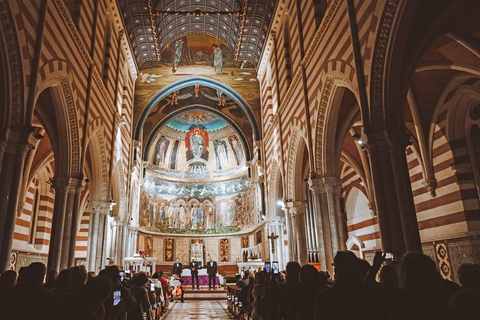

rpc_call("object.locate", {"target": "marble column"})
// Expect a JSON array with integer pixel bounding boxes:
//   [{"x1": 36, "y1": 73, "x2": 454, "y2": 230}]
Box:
[
  {"x1": 48, "y1": 177, "x2": 74, "y2": 272},
  {"x1": 267, "y1": 216, "x2": 285, "y2": 269},
  {"x1": 282, "y1": 204, "x2": 296, "y2": 262},
  {"x1": 286, "y1": 201, "x2": 308, "y2": 266},
  {"x1": 308, "y1": 178, "x2": 329, "y2": 271},
  {"x1": 322, "y1": 177, "x2": 346, "y2": 253},
  {"x1": 87, "y1": 201, "x2": 113, "y2": 272},
  {"x1": 67, "y1": 182, "x2": 85, "y2": 268},
  {"x1": 0, "y1": 130, "x2": 36, "y2": 272},
  {"x1": 60, "y1": 178, "x2": 83, "y2": 270}
]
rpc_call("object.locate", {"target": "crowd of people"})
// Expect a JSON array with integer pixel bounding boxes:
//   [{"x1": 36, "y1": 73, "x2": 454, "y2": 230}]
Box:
[
  {"x1": 233, "y1": 251, "x2": 480, "y2": 320},
  {"x1": 0, "y1": 263, "x2": 174, "y2": 320}
]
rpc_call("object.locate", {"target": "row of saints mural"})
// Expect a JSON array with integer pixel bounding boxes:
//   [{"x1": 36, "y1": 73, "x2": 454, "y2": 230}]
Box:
[{"x1": 141, "y1": 110, "x2": 261, "y2": 234}]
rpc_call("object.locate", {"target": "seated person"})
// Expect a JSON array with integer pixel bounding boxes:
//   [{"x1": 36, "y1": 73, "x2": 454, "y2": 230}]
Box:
[{"x1": 168, "y1": 274, "x2": 184, "y2": 302}]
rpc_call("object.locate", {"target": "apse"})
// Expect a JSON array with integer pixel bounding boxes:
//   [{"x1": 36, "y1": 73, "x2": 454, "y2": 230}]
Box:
[{"x1": 140, "y1": 109, "x2": 257, "y2": 234}]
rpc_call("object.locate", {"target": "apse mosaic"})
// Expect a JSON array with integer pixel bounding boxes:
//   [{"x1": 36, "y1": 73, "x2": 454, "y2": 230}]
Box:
[
  {"x1": 147, "y1": 110, "x2": 246, "y2": 177},
  {"x1": 140, "y1": 109, "x2": 259, "y2": 234}
]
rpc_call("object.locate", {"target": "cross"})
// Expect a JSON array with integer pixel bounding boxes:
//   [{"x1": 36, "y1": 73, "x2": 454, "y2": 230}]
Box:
[{"x1": 268, "y1": 232, "x2": 279, "y2": 254}]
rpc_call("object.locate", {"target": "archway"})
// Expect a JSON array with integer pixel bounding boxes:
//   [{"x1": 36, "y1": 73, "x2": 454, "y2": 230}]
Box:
[{"x1": 134, "y1": 76, "x2": 261, "y2": 141}]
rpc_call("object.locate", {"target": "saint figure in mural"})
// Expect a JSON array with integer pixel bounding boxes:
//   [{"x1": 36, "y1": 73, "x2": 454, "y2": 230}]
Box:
[
  {"x1": 185, "y1": 126, "x2": 209, "y2": 161},
  {"x1": 229, "y1": 135, "x2": 244, "y2": 165},
  {"x1": 172, "y1": 39, "x2": 183, "y2": 73},
  {"x1": 179, "y1": 205, "x2": 186, "y2": 229},
  {"x1": 191, "y1": 204, "x2": 198, "y2": 229},
  {"x1": 213, "y1": 44, "x2": 223, "y2": 75},
  {"x1": 205, "y1": 205, "x2": 214, "y2": 229}
]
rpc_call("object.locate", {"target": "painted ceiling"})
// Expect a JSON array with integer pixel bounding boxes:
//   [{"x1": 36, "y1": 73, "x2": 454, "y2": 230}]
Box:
[{"x1": 119, "y1": 0, "x2": 277, "y2": 67}]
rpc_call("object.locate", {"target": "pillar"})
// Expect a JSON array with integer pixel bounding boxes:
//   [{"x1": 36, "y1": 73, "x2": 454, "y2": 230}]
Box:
[
  {"x1": 282, "y1": 204, "x2": 297, "y2": 262},
  {"x1": 67, "y1": 181, "x2": 85, "y2": 267},
  {"x1": 0, "y1": 129, "x2": 36, "y2": 272},
  {"x1": 309, "y1": 178, "x2": 331, "y2": 273},
  {"x1": 87, "y1": 204, "x2": 101, "y2": 272},
  {"x1": 60, "y1": 178, "x2": 83, "y2": 270},
  {"x1": 366, "y1": 130, "x2": 421, "y2": 257},
  {"x1": 48, "y1": 177, "x2": 74, "y2": 272},
  {"x1": 286, "y1": 201, "x2": 308, "y2": 266},
  {"x1": 322, "y1": 177, "x2": 346, "y2": 252}
]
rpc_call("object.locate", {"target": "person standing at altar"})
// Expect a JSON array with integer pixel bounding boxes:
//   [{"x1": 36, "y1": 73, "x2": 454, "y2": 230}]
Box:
[
  {"x1": 207, "y1": 256, "x2": 218, "y2": 290},
  {"x1": 172, "y1": 258, "x2": 183, "y2": 276},
  {"x1": 189, "y1": 258, "x2": 200, "y2": 290}
]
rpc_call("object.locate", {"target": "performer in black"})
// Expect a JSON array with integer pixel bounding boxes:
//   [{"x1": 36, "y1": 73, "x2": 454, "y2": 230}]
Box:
[
  {"x1": 206, "y1": 256, "x2": 218, "y2": 290},
  {"x1": 172, "y1": 258, "x2": 183, "y2": 275},
  {"x1": 189, "y1": 258, "x2": 200, "y2": 290}
]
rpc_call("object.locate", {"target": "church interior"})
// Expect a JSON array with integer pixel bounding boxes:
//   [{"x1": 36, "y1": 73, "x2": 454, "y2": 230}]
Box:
[{"x1": 1, "y1": 0, "x2": 480, "y2": 319}]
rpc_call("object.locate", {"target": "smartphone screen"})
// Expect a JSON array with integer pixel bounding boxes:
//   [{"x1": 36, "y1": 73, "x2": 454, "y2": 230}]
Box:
[
  {"x1": 264, "y1": 262, "x2": 271, "y2": 273},
  {"x1": 385, "y1": 253, "x2": 394, "y2": 260},
  {"x1": 150, "y1": 283, "x2": 155, "y2": 292},
  {"x1": 113, "y1": 290, "x2": 121, "y2": 306},
  {"x1": 119, "y1": 271, "x2": 125, "y2": 282},
  {"x1": 272, "y1": 261, "x2": 279, "y2": 274}
]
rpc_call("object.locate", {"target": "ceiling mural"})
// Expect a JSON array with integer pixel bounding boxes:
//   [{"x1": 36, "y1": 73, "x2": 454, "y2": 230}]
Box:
[
  {"x1": 140, "y1": 109, "x2": 260, "y2": 234},
  {"x1": 119, "y1": 0, "x2": 277, "y2": 67}
]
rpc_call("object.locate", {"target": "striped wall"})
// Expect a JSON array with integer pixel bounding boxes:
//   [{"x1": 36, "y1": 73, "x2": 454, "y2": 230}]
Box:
[
  {"x1": 340, "y1": 162, "x2": 380, "y2": 253},
  {"x1": 8, "y1": 0, "x2": 136, "y2": 261},
  {"x1": 75, "y1": 207, "x2": 90, "y2": 259}
]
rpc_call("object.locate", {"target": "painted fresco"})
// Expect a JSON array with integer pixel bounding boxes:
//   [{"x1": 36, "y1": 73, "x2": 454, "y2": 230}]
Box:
[
  {"x1": 140, "y1": 109, "x2": 259, "y2": 235},
  {"x1": 133, "y1": 34, "x2": 261, "y2": 151}
]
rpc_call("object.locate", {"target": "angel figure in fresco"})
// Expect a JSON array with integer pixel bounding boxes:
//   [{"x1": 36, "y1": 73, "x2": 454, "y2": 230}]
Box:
[
  {"x1": 217, "y1": 90, "x2": 227, "y2": 106},
  {"x1": 185, "y1": 126, "x2": 209, "y2": 161},
  {"x1": 213, "y1": 44, "x2": 223, "y2": 75},
  {"x1": 172, "y1": 39, "x2": 183, "y2": 73},
  {"x1": 229, "y1": 135, "x2": 244, "y2": 165}
]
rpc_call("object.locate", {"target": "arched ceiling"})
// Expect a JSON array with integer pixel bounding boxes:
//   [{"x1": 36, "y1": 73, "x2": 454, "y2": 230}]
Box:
[{"x1": 119, "y1": 0, "x2": 277, "y2": 67}]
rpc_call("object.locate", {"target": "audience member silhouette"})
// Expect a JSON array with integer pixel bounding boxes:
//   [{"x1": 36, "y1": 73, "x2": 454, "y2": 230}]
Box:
[
  {"x1": 4, "y1": 262, "x2": 52, "y2": 320},
  {"x1": 0, "y1": 269, "x2": 17, "y2": 297},
  {"x1": 128, "y1": 272, "x2": 152, "y2": 320},
  {"x1": 279, "y1": 261, "x2": 301, "y2": 320},
  {"x1": 297, "y1": 264, "x2": 321, "y2": 320},
  {"x1": 51, "y1": 268, "x2": 71, "y2": 299},
  {"x1": 448, "y1": 263, "x2": 480, "y2": 319},
  {"x1": 391, "y1": 251, "x2": 447, "y2": 320},
  {"x1": 314, "y1": 251, "x2": 386, "y2": 320}
]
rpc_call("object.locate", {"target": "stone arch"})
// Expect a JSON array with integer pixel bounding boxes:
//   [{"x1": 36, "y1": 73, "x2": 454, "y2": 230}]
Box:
[
  {"x1": 285, "y1": 125, "x2": 308, "y2": 200},
  {"x1": 268, "y1": 160, "x2": 284, "y2": 217},
  {"x1": 346, "y1": 235, "x2": 365, "y2": 259},
  {"x1": 313, "y1": 71, "x2": 358, "y2": 175},
  {"x1": 110, "y1": 160, "x2": 126, "y2": 220},
  {"x1": 85, "y1": 119, "x2": 108, "y2": 202},
  {"x1": 31, "y1": 67, "x2": 81, "y2": 178},
  {"x1": 134, "y1": 76, "x2": 261, "y2": 141},
  {"x1": 0, "y1": 0, "x2": 24, "y2": 130}
]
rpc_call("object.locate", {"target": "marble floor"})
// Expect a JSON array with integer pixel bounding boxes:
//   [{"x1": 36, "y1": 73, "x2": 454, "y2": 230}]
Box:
[{"x1": 164, "y1": 300, "x2": 234, "y2": 319}]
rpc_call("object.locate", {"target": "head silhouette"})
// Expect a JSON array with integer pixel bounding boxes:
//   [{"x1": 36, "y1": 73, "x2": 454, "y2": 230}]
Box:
[{"x1": 333, "y1": 251, "x2": 360, "y2": 283}]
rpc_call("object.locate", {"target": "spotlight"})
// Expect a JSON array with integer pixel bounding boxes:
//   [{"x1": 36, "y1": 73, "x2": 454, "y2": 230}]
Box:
[
  {"x1": 352, "y1": 133, "x2": 367, "y2": 147},
  {"x1": 277, "y1": 200, "x2": 283, "y2": 207}
]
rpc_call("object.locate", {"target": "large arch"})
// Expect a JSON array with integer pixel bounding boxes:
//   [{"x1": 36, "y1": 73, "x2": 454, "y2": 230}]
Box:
[
  {"x1": 32, "y1": 72, "x2": 81, "y2": 179},
  {"x1": 134, "y1": 76, "x2": 261, "y2": 141}
]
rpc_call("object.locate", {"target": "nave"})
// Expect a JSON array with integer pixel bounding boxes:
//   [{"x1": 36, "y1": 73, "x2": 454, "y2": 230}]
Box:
[{"x1": 164, "y1": 300, "x2": 233, "y2": 320}]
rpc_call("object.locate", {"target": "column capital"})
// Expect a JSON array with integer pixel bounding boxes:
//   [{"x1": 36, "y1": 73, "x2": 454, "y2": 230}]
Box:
[
  {"x1": 285, "y1": 201, "x2": 306, "y2": 217},
  {"x1": 90, "y1": 200, "x2": 115, "y2": 215},
  {"x1": 366, "y1": 129, "x2": 411, "y2": 156},
  {"x1": 308, "y1": 176, "x2": 342, "y2": 194},
  {"x1": 4, "y1": 129, "x2": 38, "y2": 156}
]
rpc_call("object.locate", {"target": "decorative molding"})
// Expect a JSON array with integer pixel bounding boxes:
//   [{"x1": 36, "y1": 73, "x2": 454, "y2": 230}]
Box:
[
  {"x1": 0, "y1": 0, "x2": 24, "y2": 128},
  {"x1": 267, "y1": 160, "x2": 278, "y2": 216},
  {"x1": 369, "y1": 0, "x2": 401, "y2": 128},
  {"x1": 314, "y1": 77, "x2": 335, "y2": 174},
  {"x1": 286, "y1": 128, "x2": 301, "y2": 200}
]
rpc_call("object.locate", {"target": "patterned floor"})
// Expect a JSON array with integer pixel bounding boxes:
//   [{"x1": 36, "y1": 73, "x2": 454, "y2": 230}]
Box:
[{"x1": 164, "y1": 300, "x2": 234, "y2": 319}]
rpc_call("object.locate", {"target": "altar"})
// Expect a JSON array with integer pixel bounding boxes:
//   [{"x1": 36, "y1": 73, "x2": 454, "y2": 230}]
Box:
[{"x1": 181, "y1": 268, "x2": 224, "y2": 286}]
